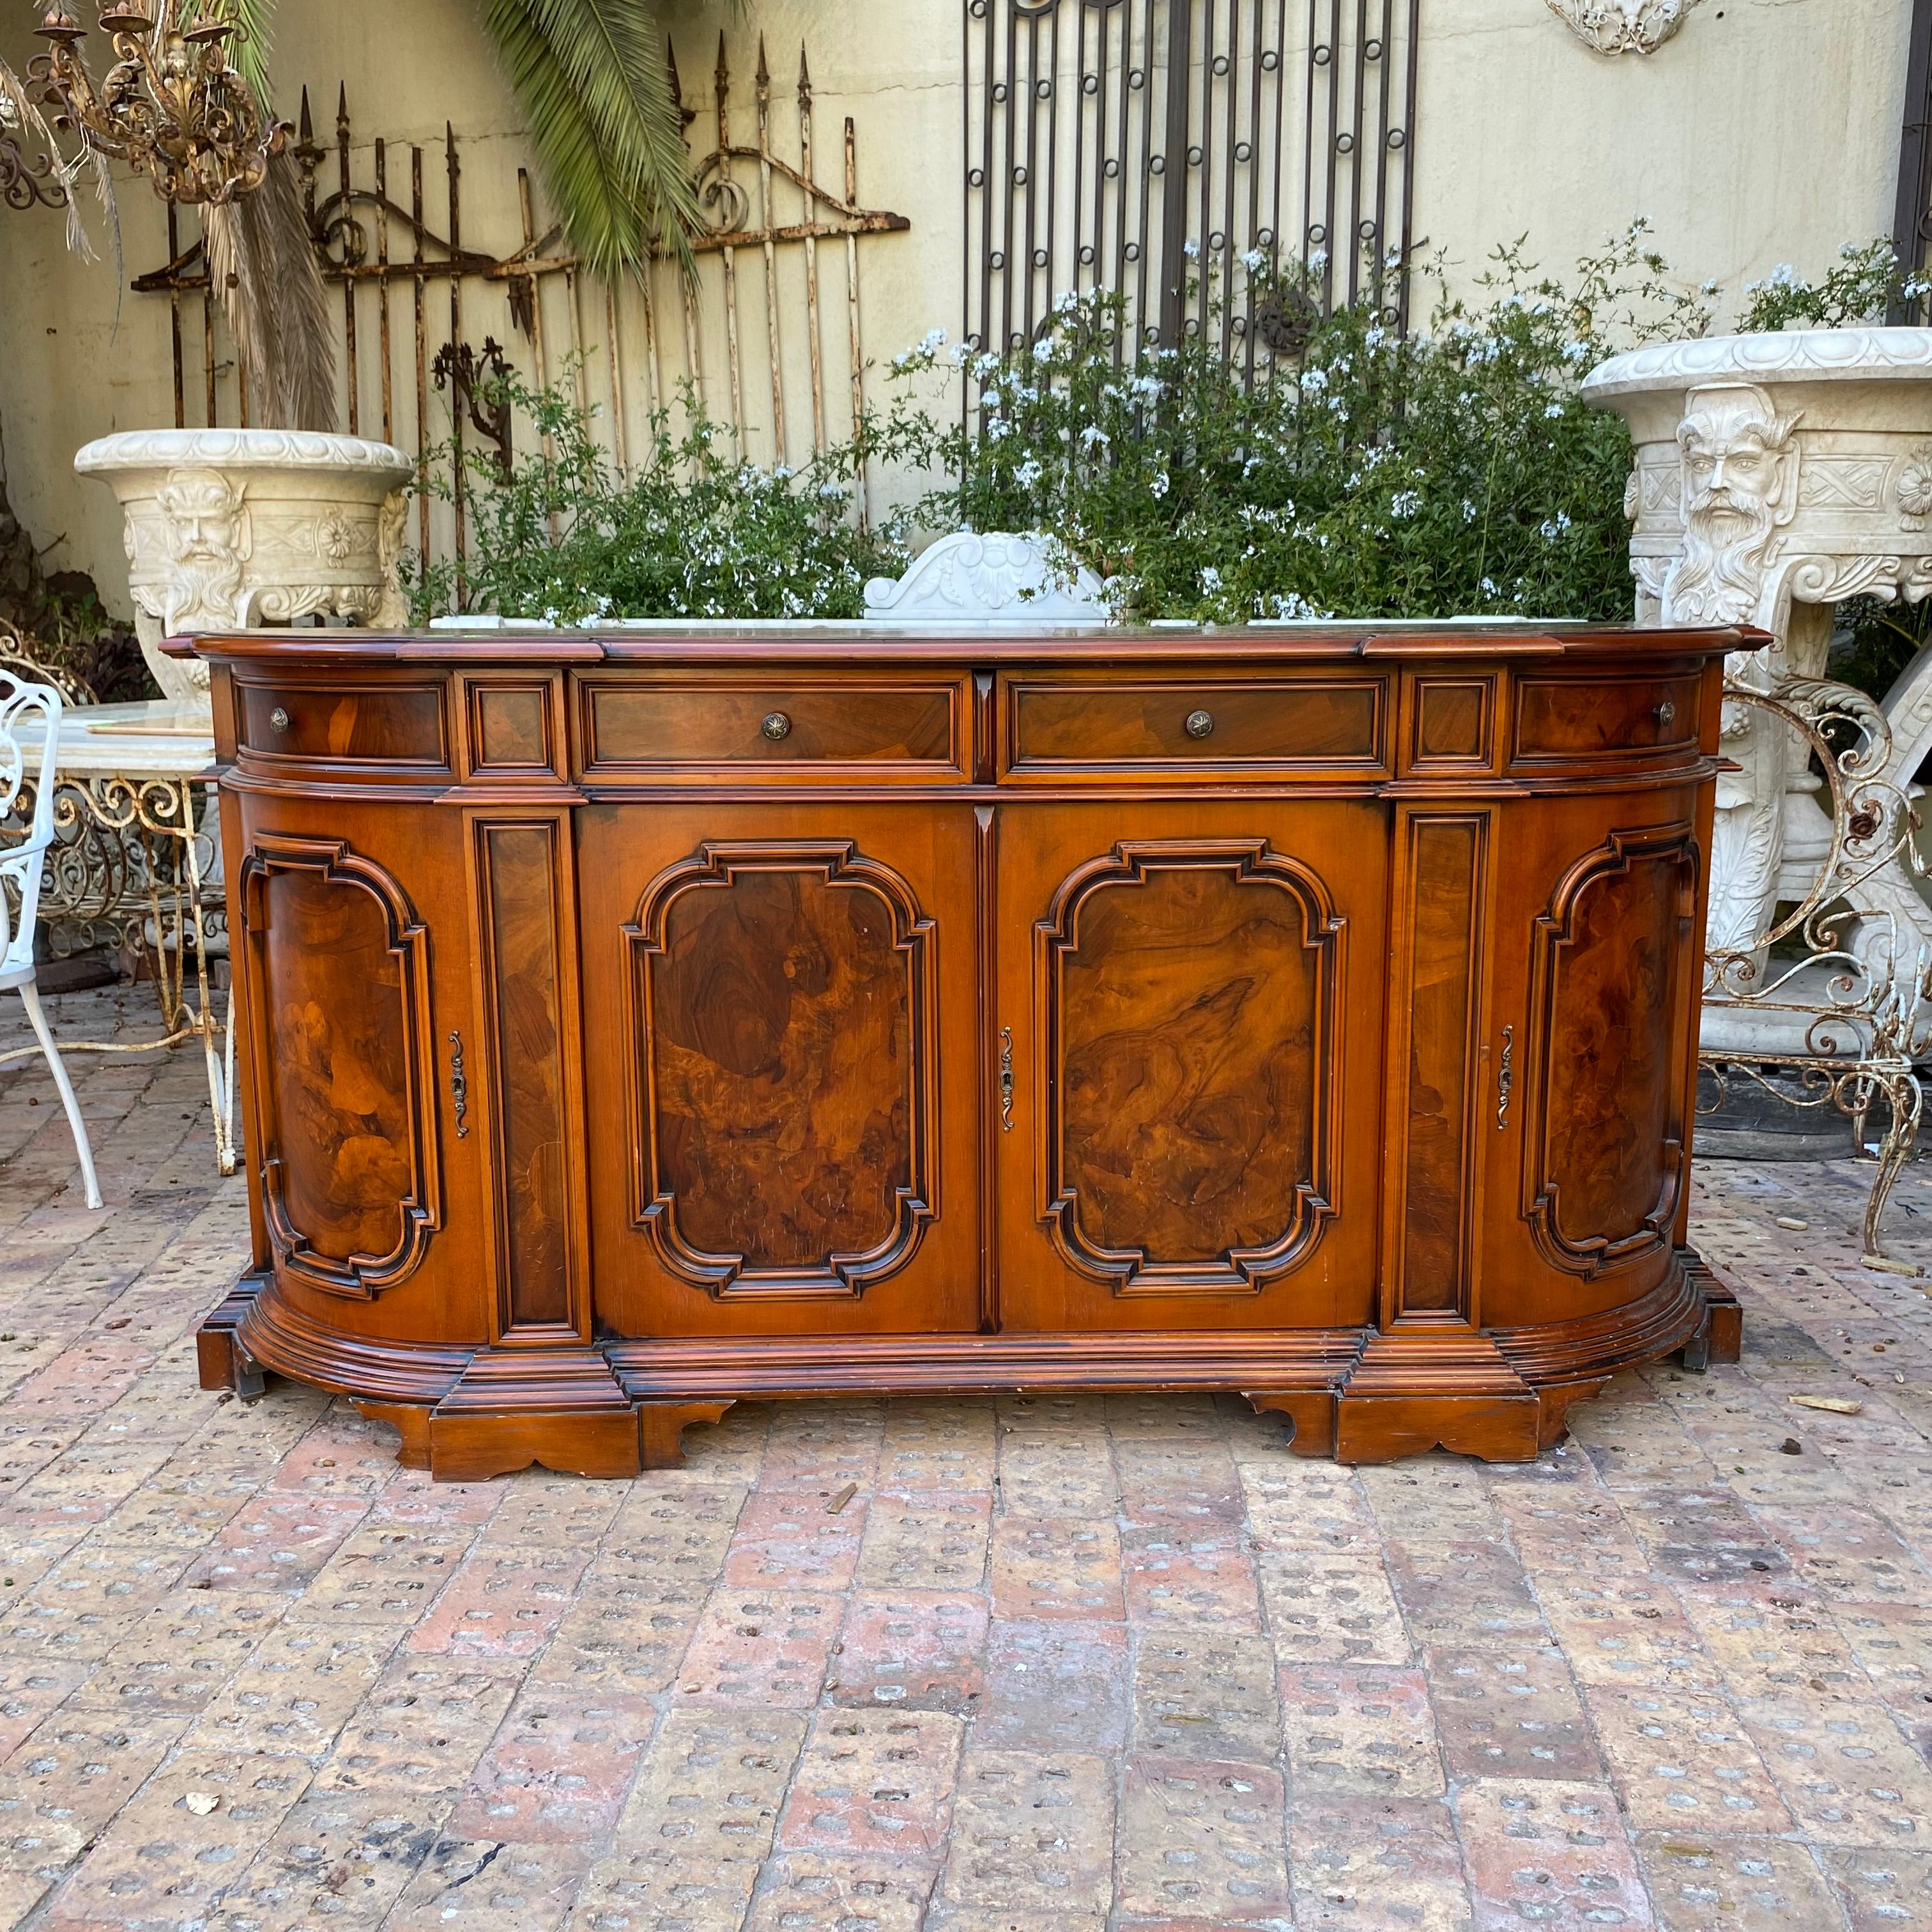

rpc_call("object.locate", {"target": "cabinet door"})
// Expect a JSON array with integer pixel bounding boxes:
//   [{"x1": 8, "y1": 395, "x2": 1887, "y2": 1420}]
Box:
[
  {"x1": 994, "y1": 801, "x2": 1387, "y2": 1332},
  {"x1": 577, "y1": 801, "x2": 982, "y2": 1337},
  {"x1": 1476, "y1": 792, "x2": 1705, "y2": 1330}
]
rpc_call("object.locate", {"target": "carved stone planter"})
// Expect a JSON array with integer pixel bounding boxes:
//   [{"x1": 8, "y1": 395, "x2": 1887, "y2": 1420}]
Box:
[
  {"x1": 74, "y1": 427, "x2": 415, "y2": 707},
  {"x1": 1583, "y1": 330, "x2": 1932, "y2": 1006}
]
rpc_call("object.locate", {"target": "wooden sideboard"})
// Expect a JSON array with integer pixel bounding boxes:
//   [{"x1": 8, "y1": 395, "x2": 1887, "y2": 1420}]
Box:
[{"x1": 185, "y1": 622, "x2": 1747, "y2": 1479}]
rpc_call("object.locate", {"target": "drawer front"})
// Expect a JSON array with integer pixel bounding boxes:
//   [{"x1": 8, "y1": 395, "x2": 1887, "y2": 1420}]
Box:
[
  {"x1": 1007, "y1": 677, "x2": 1386, "y2": 774},
  {"x1": 1512, "y1": 675, "x2": 1701, "y2": 763},
  {"x1": 238, "y1": 682, "x2": 448, "y2": 766},
  {"x1": 581, "y1": 679, "x2": 965, "y2": 780}
]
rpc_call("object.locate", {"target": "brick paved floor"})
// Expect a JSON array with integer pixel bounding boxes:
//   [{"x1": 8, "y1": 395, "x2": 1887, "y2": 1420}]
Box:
[{"x1": 3, "y1": 986, "x2": 1932, "y2": 1931}]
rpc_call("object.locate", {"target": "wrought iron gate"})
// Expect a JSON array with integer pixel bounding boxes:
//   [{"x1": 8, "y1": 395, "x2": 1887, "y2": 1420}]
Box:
[
  {"x1": 129, "y1": 36, "x2": 910, "y2": 582},
  {"x1": 963, "y1": 0, "x2": 1420, "y2": 360},
  {"x1": 1894, "y1": 0, "x2": 1932, "y2": 322}
]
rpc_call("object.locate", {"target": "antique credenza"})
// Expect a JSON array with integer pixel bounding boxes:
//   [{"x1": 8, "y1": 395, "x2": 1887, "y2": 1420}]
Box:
[{"x1": 186, "y1": 621, "x2": 1748, "y2": 1478}]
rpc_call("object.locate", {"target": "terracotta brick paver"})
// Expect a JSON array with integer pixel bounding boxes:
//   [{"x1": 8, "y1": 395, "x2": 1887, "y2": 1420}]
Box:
[{"x1": 4, "y1": 986, "x2": 1932, "y2": 1930}]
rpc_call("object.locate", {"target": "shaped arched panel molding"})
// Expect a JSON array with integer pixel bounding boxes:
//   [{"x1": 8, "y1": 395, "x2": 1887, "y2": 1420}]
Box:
[
  {"x1": 1522, "y1": 824, "x2": 1700, "y2": 1278},
  {"x1": 624, "y1": 839, "x2": 939, "y2": 1300},
  {"x1": 1036, "y1": 838, "x2": 1343, "y2": 1295},
  {"x1": 239, "y1": 834, "x2": 441, "y2": 1298}
]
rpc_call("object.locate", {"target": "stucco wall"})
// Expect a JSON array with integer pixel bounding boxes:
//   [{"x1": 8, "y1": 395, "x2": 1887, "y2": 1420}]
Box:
[{"x1": 0, "y1": 0, "x2": 1913, "y2": 617}]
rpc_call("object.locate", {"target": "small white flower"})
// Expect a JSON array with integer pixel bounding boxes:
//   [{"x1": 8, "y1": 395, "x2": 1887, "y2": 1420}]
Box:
[
  {"x1": 1200, "y1": 565, "x2": 1221, "y2": 592},
  {"x1": 1032, "y1": 339, "x2": 1054, "y2": 363},
  {"x1": 1151, "y1": 471, "x2": 1170, "y2": 498},
  {"x1": 1390, "y1": 490, "x2": 1422, "y2": 519},
  {"x1": 1241, "y1": 248, "x2": 1265, "y2": 272},
  {"x1": 1544, "y1": 402, "x2": 1563, "y2": 418},
  {"x1": 1480, "y1": 576, "x2": 1498, "y2": 595}
]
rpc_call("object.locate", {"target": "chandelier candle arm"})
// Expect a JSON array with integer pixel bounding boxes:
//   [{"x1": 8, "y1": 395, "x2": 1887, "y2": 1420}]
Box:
[{"x1": 29, "y1": 0, "x2": 282, "y2": 207}]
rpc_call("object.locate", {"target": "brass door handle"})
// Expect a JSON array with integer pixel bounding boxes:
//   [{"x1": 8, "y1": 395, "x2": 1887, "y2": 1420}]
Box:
[
  {"x1": 1496, "y1": 1024, "x2": 1514, "y2": 1129},
  {"x1": 999, "y1": 1026, "x2": 1015, "y2": 1131},
  {"x1": 449, "y1": 1029, "x2": 469, "y2": 1138}
]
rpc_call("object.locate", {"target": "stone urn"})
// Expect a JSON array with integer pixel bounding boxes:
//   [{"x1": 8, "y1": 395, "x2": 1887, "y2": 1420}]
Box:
[
  {"x1": 73, "y1": 427, "x2": 415, "y2": 707},
  {"x1": 1581, "y1": 329, "x2": 1932, "y2": 1013}
]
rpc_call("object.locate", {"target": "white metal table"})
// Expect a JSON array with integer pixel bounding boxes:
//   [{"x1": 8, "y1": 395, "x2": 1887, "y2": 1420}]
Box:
[{"x1": 0, "y1": 700, "x2": 233, "y2": 1174}]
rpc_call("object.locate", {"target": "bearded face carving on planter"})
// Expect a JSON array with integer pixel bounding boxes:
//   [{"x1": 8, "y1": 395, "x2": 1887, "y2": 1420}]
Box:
[
  {"x1": 155, "y1": 467, "x2": 252, "y2": 636},
  {"x1": 1662, "y1": 385, "x2": 1802, "y2": 630}
]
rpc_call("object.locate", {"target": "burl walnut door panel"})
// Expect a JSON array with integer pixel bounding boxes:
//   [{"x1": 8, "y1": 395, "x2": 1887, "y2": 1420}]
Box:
[
  {"x1": 995, "y1": 800, "x2": 1388, "y2": 1332},
  {"x1": 231, "y1": 792, "x2": 494, "y2": 1350},
  {"x1": 577, "y1": 802, "x2": 981, "y2": 1337},
  {"x1": 1478, "y1": 788, "x2": 1707, "y2": 1329}
]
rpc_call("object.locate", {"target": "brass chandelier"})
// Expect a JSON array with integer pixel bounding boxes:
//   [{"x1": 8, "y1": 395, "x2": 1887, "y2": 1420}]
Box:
[{"x1": 29, "y1": 1, "x2": 282, "y2": 207}]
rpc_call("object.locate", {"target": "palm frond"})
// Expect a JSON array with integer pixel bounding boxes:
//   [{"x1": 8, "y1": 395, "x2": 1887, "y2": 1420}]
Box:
[
  {"x1": 204, "y1": 148, "x2": 337, "y2": 432},
  {"x1": 218, "y1": 0, "x2": 279, "y2": 116},
  {"x1": 479, "y1": 0, "x2": 698, "y2": 278}
]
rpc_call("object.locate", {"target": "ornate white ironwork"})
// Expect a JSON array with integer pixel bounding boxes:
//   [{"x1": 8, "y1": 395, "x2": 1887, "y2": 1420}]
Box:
[{"x1": 1699, "y1": 677, "x2": 1931, "y2": 1266}]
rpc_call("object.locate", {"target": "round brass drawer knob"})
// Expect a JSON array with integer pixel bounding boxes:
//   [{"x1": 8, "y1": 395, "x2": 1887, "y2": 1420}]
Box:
[
  {"x1": 1653, "y1": 698, "x2": 1676, "y2": 728},
  {"x1": 1185, "y1": 709, "x2": 1215, "y2": 739},
  {"x1": 268, "y1": 707, "x2": 290, "y2": 733},
  {"x1": 762, "y1": 711, "x2": 792, "y2": 742}
]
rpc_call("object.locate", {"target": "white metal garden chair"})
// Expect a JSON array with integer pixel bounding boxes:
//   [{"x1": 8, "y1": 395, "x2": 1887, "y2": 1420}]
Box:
[{"x1": 0, "y1": 671, "x2": 103, "y2": 1209}]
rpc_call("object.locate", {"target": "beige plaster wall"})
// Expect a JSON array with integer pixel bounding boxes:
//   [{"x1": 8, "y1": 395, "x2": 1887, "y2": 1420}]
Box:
[
  {"x1": 0, "y1": 0, "x2": 1914, "y2": 617},
  {"x1": 1411, "y1": 0, "x2": 1913, "y2": 307}
]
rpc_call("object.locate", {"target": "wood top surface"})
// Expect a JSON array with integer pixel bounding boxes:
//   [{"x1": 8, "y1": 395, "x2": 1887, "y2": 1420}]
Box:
[{"x1": 172, "y1": 621, "x2": 1762, "y2": 668}]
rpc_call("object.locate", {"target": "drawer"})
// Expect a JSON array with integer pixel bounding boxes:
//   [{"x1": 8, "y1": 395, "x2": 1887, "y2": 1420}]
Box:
[
  {"x1": 580, "y1": 678, "x2": 966, "y2": 780},
  {"x1": 1511, "y1": 675, "x2": 1701, "y2": 763},
  {"x1": 1006, "y1": 677, "x2": 1385, "y2": 772},
  {"x1": 238, "y1": 682, "x2": 448, "y2": 766}
]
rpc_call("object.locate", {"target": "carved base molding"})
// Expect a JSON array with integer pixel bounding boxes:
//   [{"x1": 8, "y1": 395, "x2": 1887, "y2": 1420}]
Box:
[{"x1": 198, "y1": 1252, "x2": 1736, "y2": 1479}]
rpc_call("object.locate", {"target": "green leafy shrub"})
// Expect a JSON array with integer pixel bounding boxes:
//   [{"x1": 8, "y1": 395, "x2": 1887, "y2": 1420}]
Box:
[
  {"x1": 903, "y1": 226, "x2": 1715, "y2": 624},
  {"x1": 424, "y1": 231, "x2": 1932, "y2": 634},
  {"x1": 411, "y1": 366, "x2": 933, "y2": 623},
  {"x1": 1736, "y1": 239, "x2": 1929, "y2": 333}
]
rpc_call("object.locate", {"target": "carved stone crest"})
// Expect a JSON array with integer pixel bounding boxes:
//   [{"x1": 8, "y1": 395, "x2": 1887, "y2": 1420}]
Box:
[
  {"x1": 1546, "y1": 0, "x2": 1703, "y2": 56},
  {"x1": 863, "y1": 531, "x2": 1110, "y2": 624}
]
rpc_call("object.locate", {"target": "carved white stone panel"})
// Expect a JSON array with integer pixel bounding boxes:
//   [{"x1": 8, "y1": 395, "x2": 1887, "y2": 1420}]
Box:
[
  {"x1": 863, "y1": 530, "x2": 1110, "y2": 624},
  {"x1": 1546, "y1": 0, "x2": 1703, "y2": 56}
]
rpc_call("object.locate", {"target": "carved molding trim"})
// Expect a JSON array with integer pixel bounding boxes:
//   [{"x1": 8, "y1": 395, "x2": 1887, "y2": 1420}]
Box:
[
  {"x1": 1035, "y1": 838, "x2": 1342, "y2": 1296},
  {"x1": 624, "y1": 839, "x2": 940, "y2": 1301},
  {"x1": 1584, "y1": 328, "x2": 1932, "y2": 399},
  {"x1": 1522, "y1": 825, "x2": 1699, "y2": 1279},
  {"x1": 238, "y1": 833, "x2": 441, "y2": 1300},
  {"x1": 1545, "y1": 0, "x2": 1702, "y2": 56}
]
